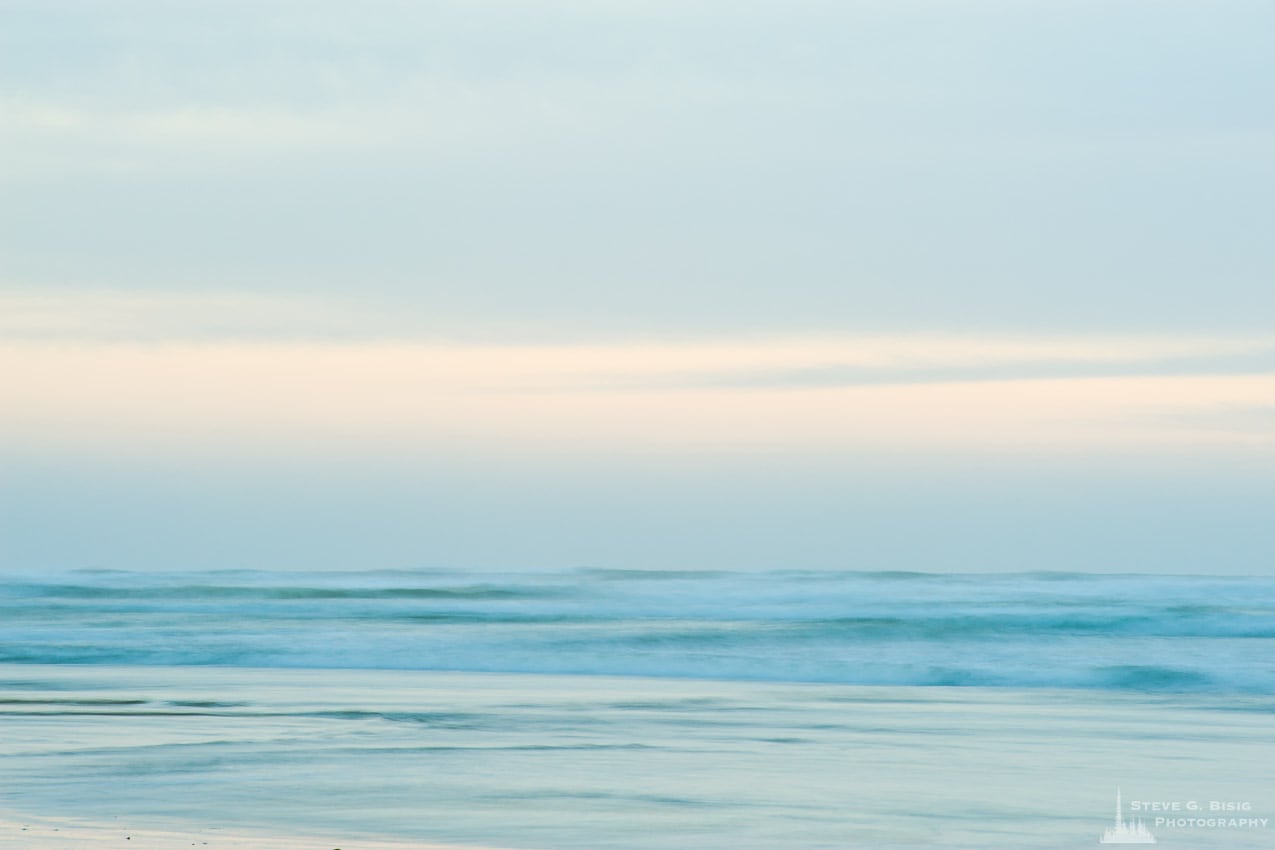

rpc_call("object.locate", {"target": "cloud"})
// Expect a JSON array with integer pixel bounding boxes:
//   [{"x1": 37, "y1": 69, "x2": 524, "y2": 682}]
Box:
[
  {"x1": 2, "y1": 333, "x2": 1273, "y2": 462},
  {"x1": 0, "y1": 291, "x2": 413, "y2": 341},
  {"x1": 7, "y1": 0, "x2": 1270, "y2": 182},
  {"x1": 3, "y1": 291, "x2": 1274, "y2": 359},
  {"x1": 0, "y1": 67, "x2": 807, "y2": 180}
]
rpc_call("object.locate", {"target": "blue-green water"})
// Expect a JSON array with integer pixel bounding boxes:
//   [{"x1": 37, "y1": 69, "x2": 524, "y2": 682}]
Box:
[
  {"x1": 3, "y1": 569, "x2": 1274, "y2": 691},
  {"x1": 1, "y1": 570, "x2": 1273, "y2": 848}
]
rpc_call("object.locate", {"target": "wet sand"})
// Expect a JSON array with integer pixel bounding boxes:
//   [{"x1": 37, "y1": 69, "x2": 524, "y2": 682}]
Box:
[{"x1": 0, "y1": 813, "x2": 506, "y2": 850}]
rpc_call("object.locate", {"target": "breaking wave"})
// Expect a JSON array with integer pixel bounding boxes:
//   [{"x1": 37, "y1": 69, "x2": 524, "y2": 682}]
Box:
[{"x1": 2, "y1": 568, "x2": 1272, "y2": 693}]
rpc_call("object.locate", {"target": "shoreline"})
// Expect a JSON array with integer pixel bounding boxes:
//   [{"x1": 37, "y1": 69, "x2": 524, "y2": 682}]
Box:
[
  {"x1": 4, "y1": 665, "x2": 1272, "y2": 850},
  {"x1": 0, "y1": 812, "x2": 511, "y2": 850}
]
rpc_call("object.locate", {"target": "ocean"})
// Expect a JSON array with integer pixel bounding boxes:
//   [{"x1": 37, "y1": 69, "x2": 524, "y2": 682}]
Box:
[{"x1": 1, "y1": 569, "x2": 1273, "y2": 848}]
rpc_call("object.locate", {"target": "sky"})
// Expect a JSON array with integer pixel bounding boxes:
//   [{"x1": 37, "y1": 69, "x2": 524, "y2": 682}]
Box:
[{"x1": 2, "y1": 0, "x2": 1273, "y2": 574}]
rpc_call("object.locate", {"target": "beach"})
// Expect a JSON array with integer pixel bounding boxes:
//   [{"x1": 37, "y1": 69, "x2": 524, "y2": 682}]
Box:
[
  {"x1": 2, "y1": 658, "x2": 1273, "y2": 849},
  {"x1": 0, "y1": 813, "x2": 486, "y2": 850}
]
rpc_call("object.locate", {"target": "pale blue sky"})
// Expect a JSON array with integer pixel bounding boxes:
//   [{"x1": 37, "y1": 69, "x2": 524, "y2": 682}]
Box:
[
  {"x1": 2, "y1": 1, "x2": 1272, "y2": 573},
  {"x1": 5, "y1": 0, "x2": 1274, "y2": 333}
]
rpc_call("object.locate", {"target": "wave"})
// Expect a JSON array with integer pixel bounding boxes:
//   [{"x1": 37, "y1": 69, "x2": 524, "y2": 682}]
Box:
[
  {"x1": 2, "y1": 568, "x2": 1273, "y2": 693},
  {"x1": 1, "y1": 582, "x2": 563, "y2": 601}
]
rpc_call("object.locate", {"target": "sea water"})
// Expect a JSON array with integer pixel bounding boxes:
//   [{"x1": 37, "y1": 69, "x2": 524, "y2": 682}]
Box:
[{"x1": 1, "y1": 569, "x2": 1273, "y2": 848}]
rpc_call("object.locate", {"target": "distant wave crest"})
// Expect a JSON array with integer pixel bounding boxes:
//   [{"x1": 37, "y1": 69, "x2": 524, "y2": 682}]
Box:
[{"x1": 2, "y1": 569, "x2": 1272, "y2": 694}]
